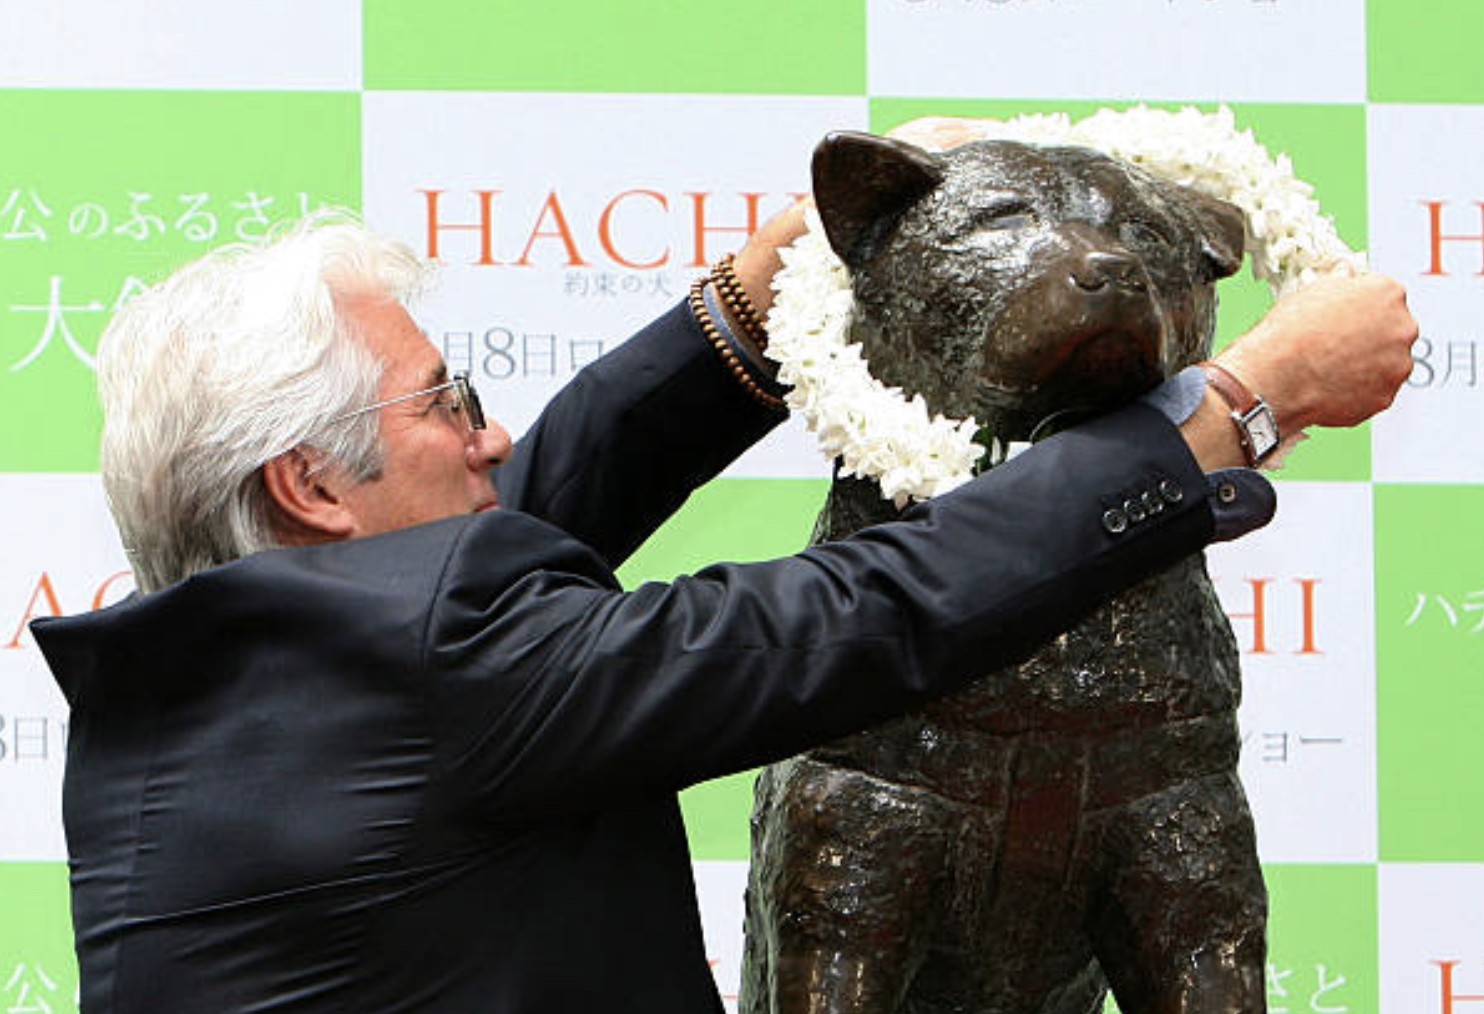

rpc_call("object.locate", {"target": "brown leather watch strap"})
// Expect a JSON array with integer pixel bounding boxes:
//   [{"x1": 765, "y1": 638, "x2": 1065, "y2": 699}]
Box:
[
  {"x1": 1200, "y1": 360, "x2": 1259, "y2": 415},
  {"x1": 1198, "y1": 360, "x2": 1280, "y2": 467}
]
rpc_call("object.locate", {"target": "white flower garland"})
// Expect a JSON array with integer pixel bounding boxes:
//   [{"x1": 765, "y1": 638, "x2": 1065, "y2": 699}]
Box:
[{"x1": 765, "y1": 105, "x2": 1362, "y2": 507}]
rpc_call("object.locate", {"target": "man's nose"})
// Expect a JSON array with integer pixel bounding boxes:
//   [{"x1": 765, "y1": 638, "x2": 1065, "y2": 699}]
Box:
[{"x1": 468, "y1": 419, "x2": 513, "y2": 470}]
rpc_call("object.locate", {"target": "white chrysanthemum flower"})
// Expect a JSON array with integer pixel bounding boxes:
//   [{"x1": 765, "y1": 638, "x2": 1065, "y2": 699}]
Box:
[{"x1": 766, "y1": 106, "x2": 1359, "y2": 504}]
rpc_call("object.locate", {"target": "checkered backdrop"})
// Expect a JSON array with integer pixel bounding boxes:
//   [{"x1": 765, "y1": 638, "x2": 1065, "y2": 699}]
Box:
[{"x1": 1, "y1": 2, "x2": 1480, "y2": 1011}]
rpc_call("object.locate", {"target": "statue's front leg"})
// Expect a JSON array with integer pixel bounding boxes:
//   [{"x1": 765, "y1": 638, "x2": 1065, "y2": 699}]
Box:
[
  {"x1": 1092, "y1": 770, "x2": 1268, "y2": 1014},
  {"x1": 742, "y1": 756, "x2": 959, "y2": 1014}
]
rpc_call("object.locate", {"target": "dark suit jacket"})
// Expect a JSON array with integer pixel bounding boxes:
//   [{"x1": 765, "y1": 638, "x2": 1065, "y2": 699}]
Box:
[{"x1": 36, "y1": 302, "x2": 1222, "y2": 1013}]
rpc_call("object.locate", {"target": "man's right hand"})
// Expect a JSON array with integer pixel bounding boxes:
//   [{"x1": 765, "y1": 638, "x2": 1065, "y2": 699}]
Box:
[
  {"x1": 1219, "y1": 271, "x2": 1419, "y2": 433},
  {"x1": 1183, "y1": 271, "x2": 1419, "y2": 470}
]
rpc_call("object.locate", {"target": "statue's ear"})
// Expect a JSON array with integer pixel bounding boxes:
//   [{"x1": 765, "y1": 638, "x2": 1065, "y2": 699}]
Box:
[
  {"x1": 1182, "y1": 188, "x2": 1247, "y2": 281},
  {"x1": 812, "y1": 131, "x2": 945, "y2": 270}
]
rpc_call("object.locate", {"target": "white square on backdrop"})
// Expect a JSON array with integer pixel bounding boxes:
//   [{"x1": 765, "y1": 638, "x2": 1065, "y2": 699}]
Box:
[
  {"x1": 0, "y1": 1, "x2": 362, "y2": 90},
  {"x1": 1379, "y1": 864, "x2": 1484, "y2": 1014},
  {"x1": 866, "y1": 0, "x2": 1365, "y2": 103},
  {"x1": 1206, "y1": 481, "x2": 1377, "y2": 863},
  {"x1": 1368, "y1": 103, "x2": 1484, "y2": 484}
]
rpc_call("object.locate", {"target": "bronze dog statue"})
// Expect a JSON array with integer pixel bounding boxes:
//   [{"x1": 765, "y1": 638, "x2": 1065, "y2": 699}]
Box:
[{"x1": 741, "y1": 132, "x2": 1266, "y2": 1014}]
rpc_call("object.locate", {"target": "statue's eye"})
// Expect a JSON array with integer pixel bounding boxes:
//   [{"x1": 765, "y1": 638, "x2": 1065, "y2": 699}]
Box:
[
  {"x1": 1120, "y1": 220, "x2": 1171, "y2": 248},
  {"x1": 977, "y1": 199, "x2": 1035, "y2": 231}
]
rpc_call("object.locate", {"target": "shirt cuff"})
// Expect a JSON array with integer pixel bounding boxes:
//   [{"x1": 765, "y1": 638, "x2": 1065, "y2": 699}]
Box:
[{"x1": 1140, "y1": 364, "x2": 1207, "y2": 426}]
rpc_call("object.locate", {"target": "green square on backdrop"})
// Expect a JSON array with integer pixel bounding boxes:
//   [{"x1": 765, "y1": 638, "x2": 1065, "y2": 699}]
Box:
[
  {"x1": 1375, "y1": 484, "x2": 1484, "y2": 862},
  {"x1": 616, "y1": 477, "x2": 829, "y2": 860},
  {"x1": 1263, "y1": 864, "x2": 1378, "y2": 1014},
  {"x1": 364, "y1": 0, "x2": 866, "y2": 95},
  {"x1": 0, "y1": 864, "x2": 78, "y2": 1014},
  {"x1": 1368, "y1": 0, "x2": 1484, "y2": 103},
  {"x1": 867, "y1": 98, "x2": 1370, "y2": 482},
  {"x1": 0, "y1": 90, "x2": 360, "y2": 472}
]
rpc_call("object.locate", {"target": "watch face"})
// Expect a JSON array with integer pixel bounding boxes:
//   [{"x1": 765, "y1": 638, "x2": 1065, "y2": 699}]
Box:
[{"x1": 1243, "y1": 403, "x2": 1280, "y2": 457}]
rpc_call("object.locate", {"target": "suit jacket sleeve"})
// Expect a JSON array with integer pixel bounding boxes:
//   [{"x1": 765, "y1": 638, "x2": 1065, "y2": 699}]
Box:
[
  {"x1": 428, "y1": 401, "x2": 1224, "y2": 824},
  {"x1": 494, "y1": 300, "x2": 786, "y2": 567}
]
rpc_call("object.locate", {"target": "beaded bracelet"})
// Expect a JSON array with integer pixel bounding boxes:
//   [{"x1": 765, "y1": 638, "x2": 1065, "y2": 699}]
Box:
[
  {"x1": 710, "y1": 253, "x2": 770, "y2": 354},
  {"x1": 702, "y1": 282, "x2": 790, "y2": 402},
  {"x1": 688, "y1": 277, "x2": 788, "y2": 412}
]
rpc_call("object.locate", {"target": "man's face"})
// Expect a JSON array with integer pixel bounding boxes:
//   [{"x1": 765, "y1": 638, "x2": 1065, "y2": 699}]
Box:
[{"x1": 333, "y1": 288, "x2": 512, "y2": 538}]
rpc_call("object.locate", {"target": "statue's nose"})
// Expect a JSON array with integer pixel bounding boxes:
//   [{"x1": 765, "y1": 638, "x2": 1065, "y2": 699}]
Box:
[{"x1": 1072, "y1": 250, "x2": 1148, "y2": 293}]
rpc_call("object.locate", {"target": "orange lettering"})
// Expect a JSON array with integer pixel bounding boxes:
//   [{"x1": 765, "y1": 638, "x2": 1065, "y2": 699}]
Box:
[
  {"x1": 686, "y1": 192, "x2": 765, "y2": 268},
  {"x1": 5, "y1": 572, "x2": 64, "y2": 650},
  {"x1": 422, "y1": 189, "x2": 499, "y2": 265},
  {"x1": 599, "y1": 189, "x2": 669, "y2": 269},
  {"x1": 1225, "y1": 577, "x2": 1273, "y2": 655},
  {"x1": 1294, "y1": 577, "x2": 1321, "y2": 655},
  {"x1": 1423, "y1": 201, "x2": 1484, "y2": 277},
  {"x1": 91, "y1": 570, "x2": 136, "y2": 611},
  {"x1": 1435, "y1": 960, "x2": 1484, "y2": 1014},
  {"x1": 515, "y1": 192, "x2": 589, "y2": 268}
]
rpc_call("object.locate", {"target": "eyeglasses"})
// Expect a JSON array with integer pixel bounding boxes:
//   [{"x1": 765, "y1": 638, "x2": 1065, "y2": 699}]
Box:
[{"x1": 332, "y1": 372, "x2": 486, "y2": 432}]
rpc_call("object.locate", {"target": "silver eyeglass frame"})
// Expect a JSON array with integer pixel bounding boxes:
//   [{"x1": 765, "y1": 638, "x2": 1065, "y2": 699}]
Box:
[{"x1": 331, "y1": 371, "x2": 486, "y2": 431}]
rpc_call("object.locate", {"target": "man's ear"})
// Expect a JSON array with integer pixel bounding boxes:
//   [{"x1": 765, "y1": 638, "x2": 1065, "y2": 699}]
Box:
[{"x1": 261, "y1": 448, "x2": 358, "y2": 545}]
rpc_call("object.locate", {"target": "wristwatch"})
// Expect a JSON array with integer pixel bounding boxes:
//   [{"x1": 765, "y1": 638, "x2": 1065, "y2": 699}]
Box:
[{"x1": 1199, "y1": 361, "x2": 1280, "y2": 467}]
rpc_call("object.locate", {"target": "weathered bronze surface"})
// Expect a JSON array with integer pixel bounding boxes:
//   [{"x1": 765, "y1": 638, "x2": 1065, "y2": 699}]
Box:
[{"x1": 741, "y1": 132, "x2": 1267, "y2": 1014}]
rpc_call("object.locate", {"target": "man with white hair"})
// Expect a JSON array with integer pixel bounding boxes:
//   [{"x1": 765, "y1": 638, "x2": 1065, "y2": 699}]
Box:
[{"x1": 34, "y1": 203, "x2": 1415, "y2": 1013}]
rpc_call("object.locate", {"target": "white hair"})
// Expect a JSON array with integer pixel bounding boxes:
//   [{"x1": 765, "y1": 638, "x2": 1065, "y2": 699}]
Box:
[{"x1": 97, "y1": 209, "x2": 435, "y2": 593}]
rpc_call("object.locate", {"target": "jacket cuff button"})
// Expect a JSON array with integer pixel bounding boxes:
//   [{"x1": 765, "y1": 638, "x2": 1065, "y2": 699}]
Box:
[{"x1": 1102, "y1": 508, "x2": 1129, "y2": 534}]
